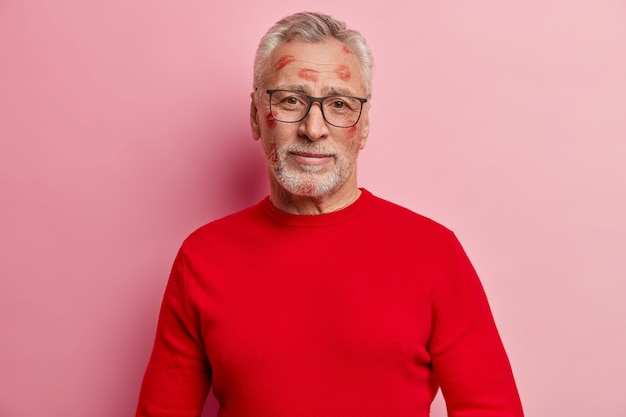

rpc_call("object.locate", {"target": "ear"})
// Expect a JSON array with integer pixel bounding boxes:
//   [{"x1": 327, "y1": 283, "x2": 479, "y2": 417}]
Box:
[
  {"x1": 250, "y1": 92, "x2": 261, "y2": 141},
  {"x1": 358, "y1": 109, "x2": 370, "y2": 150}
]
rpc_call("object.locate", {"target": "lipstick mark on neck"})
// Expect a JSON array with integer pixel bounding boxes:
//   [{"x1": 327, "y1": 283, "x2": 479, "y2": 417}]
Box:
[
  {"x1": 335, "y1": 65, "x2": 351, "y2": 81},
  {"x1": 298, "y1": 68, "x2": 319, "y2": 82},
  {"x1": 275, "y1": 55, "x2": 296, "y2": 71}
]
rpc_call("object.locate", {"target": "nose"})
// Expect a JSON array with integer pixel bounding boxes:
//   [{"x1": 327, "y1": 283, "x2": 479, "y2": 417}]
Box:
[{"x1": 298, "y1": 102, "x2": 330, "y2": 141}]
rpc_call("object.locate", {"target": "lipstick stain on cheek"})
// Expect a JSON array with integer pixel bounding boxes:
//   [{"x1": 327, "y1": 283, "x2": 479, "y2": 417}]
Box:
[
  {"x1": 298, "y1": 69, "x2": 319, "y2": 82},
  {"x1": 335, "y1": 65, "x2": 351, "y2": 81},
  {"x1": 275, "y1": 55, "x2": 296, "y2": 71},
  {"x1": 346, "y1": 124, "x2": 358, "y2": 139},
  {"x1": 266, "y1": 111, "x2": 277, "y2": 128}
]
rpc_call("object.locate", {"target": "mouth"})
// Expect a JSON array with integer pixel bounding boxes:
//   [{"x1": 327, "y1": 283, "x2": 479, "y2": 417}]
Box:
[{"x1": 289, "y1": 151, "x2": 334, "y2": 166}]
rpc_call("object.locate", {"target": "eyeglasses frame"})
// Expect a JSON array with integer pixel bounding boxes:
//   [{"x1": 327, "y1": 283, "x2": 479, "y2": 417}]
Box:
[{"x1": 266, "y1": 89, "x2": 368, "y2": 129}]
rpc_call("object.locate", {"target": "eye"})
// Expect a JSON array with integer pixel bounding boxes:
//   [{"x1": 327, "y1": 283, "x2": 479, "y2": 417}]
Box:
[
  {"x1": 330, "y1": 99, "x2": 346, "y2": 109},
  {"x1": 274, "y1": 92, "x2": 307, "y2": 107},
  {"x1": 326, "y1": 96, "x2": 360, "y2": 113}
]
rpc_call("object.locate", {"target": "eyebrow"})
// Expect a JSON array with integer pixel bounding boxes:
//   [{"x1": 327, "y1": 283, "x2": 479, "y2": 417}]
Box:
[{"x1": 273, "y1": 84, "x2": 359, "y2": 97}]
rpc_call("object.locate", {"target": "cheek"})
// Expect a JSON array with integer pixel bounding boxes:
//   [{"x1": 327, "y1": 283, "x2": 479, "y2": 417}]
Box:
[
  {"x1": 266, "y1": 111, "x2": 278, "y2": 128},
  {"x1": 343, "y1": 120, "x2": 358, "y2": 139},
  {"x1": 268, "y1": 143, "x2": 278, "y2": 163}
]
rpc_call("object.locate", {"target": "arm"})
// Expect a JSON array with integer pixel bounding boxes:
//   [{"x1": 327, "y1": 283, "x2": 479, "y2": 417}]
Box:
[
  {"x1": 429, "y1": 235, "x2": 524, "y2": 417},
  {"x1": 136, "y1": 250, "x2": 212, "y2": 417}
]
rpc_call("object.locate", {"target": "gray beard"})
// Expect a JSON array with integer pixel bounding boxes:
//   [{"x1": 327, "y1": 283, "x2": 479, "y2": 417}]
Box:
[{"x1": 271, "y1": 143, "x2": 354, "y2": 197}]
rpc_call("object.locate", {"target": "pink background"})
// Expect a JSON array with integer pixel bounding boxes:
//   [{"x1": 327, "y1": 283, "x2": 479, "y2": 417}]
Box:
[{"x1": 1, "y1": 1, "x2": 625, "y2": 416}]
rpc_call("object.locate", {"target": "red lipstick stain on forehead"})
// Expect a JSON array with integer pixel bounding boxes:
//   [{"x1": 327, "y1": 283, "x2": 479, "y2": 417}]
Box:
[
  {"x1": 342, "y1": 45, "x2": 354, "y2": 55},
  {"x1": 298, "y1": 69, "x2": 319, "y2": 82},
  {"x1": 335, "y1": 65, "x2": 351, "y2": 82},
  {"x1": 275, "y1": 55, "x2": 296, "y2": 71}
]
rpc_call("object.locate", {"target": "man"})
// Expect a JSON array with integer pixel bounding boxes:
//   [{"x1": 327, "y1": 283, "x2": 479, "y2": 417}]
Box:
[{"x1": 137, "y1": 12, "x2": 524, "y2": 417}]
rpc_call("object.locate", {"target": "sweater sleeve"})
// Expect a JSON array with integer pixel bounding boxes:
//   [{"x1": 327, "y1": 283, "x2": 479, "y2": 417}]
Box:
[
  {"x1": 429, "y1": 234, "x2": 524, "y2": 417},
  {"x1": 136, "y1": 250, "x2": 212, "y2": 417}
]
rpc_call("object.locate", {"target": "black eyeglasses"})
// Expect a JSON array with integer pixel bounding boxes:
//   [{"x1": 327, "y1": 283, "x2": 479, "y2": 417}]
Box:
[{"x1": 266, "y1": 90, "x2": 368, "y2": 128}]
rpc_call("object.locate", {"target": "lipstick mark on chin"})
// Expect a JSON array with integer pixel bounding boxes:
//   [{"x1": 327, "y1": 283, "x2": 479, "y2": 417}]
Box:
[
  {"x1": 266, "y1": 111, "x2": 277, "y2": 128},
  {"x1": 335, "y1": 65, "x2": 351, "y2": 81},
  {"x1": 342, "y1": 45, "x2": 354, "y2": 55},
  {"x1": 300, "y1": 183, "x2": 314, "y2": 195},
  {"x1": 298, "y1": 69, "x2": 319, "y2": 82},
  {"x1": 275, "y1": 55, "x2": 296, "y2": 71}
]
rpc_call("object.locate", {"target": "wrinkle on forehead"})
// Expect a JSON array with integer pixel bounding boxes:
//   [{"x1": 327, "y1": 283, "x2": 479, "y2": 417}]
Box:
[
  {"x1": 279, "y1": 61, "x2": 354, "y2": 84},
  {"x1": 272, "y1": 84, "x2": 359, "y2": 98},
  {"x1": 275, "y1": 55, "x2": 296, "y2": 71},
  {"x1": 277, "y1": 59, "x2": 347, "y2": 71},
  {"x1": 297, "y1": 68, "x2": 319, "y2": 82},
  {"x1": 268, "y1": 40, "x2": 366, "y2": 95},
  {"x1": 334, "y1": 65, "x2": 351, "y2": 81}
]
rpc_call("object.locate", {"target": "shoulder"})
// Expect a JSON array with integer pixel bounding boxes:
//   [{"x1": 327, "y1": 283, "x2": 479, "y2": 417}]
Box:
[
  {"x1": 179, "y1": 198, "x2": 269, "y2": 253},
  {"x1": 363, "y1": 190, "x2": 456, "y2": 242}
]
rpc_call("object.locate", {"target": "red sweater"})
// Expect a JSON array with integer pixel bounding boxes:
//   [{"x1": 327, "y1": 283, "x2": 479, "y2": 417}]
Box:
[{"x1": 137, "y1": 189, "x2": 523, "y2": 417}]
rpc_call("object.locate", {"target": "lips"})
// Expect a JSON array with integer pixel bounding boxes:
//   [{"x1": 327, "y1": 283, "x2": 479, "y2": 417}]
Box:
[{"x1": 290, "y1": 151, "x2": 333, "y2": 166}]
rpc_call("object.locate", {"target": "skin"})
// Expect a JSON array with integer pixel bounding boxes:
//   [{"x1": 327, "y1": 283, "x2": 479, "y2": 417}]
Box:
[{"x1": 250, "y1": 38, "x2": 371, "y2": 215}]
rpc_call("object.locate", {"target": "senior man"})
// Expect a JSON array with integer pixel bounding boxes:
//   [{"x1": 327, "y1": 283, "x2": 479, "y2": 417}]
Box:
[{"x1": 137, "y1": 11, "x2": 524, "y2": 417}]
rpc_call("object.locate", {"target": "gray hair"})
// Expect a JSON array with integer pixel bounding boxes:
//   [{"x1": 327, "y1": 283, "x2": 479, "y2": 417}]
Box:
[{"x1": 253, "y1": 12, "x2": 374, "y2": 96}]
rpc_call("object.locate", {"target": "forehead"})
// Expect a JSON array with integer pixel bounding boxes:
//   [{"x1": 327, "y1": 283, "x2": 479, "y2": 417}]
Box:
[{"x1": 265, "y1": 38, "x2": 365, "y2": 95}]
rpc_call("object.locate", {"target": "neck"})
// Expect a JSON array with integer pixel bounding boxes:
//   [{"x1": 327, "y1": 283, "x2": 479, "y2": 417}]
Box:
[{"x1": 269, "y1": 181, "x2": 362, "y2": 215}]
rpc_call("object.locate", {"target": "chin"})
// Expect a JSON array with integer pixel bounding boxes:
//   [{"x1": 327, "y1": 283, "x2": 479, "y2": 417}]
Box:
[{"x1": 276, "y1": 169, "x2": 343, "y2": 197}]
